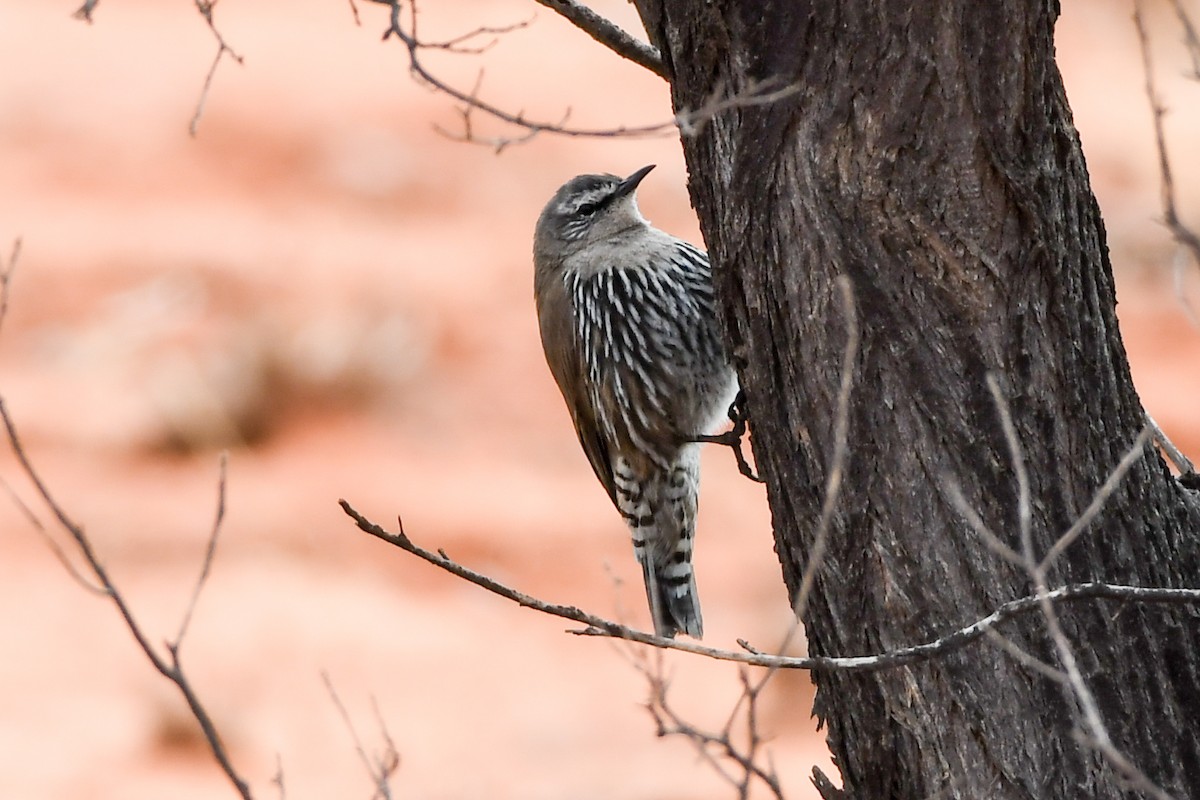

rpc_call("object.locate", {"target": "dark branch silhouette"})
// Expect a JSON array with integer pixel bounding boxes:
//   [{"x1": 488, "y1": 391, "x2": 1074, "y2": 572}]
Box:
[
  {"x1": 1168, "y1": 0, "x2": 1200, "y2": 79},
  {"x1": 530, "y1": 0, "x2": 664, "y2": 77},
  {"x1": 1133, "y1": 0, "x2": 1200, "y2": 281},
  {"x1": 190, "y1": 0, "x2": 244, "y2": 136},
  {"x1": 372, "y1": 0, "x2": 673, "y2": 150},
  {"x1": 0, "y1": 401, "x2": 254, "y2": 800}
]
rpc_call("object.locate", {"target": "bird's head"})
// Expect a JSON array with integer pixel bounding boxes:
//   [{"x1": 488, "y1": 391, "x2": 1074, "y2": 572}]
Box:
[{"x1": 533, "y1": 165, "x2": 656, "y2": 273}]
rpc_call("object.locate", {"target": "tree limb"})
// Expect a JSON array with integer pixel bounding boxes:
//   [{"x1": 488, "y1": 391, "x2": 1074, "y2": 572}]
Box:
[
  {"x1": 0, "y1": 400, "x2": 253, "y2": 800},
  {"x1": 531, "y1": 0, "x2": 665, "y2": 78},
  {"x1": 338, "y1": 499, "x2": 1200, "y2": 674}
]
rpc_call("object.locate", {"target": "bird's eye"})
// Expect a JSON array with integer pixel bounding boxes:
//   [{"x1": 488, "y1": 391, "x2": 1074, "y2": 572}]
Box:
[{"x1": 576, "y1": 201, "x2": 599, "y2": 217}]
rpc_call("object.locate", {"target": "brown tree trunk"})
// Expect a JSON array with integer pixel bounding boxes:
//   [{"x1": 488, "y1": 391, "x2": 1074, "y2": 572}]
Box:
[{"x1": 633, "y1": 2, "x2": 1200, "y2": 797}]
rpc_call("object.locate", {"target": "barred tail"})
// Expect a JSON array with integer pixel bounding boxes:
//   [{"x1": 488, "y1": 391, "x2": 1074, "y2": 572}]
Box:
[
  {"x1": 642, "y1": 551, "x2": 703, "y2": 639},
  {"x1": 615, "y1": 454, "x2": 704, "y2": 639}
]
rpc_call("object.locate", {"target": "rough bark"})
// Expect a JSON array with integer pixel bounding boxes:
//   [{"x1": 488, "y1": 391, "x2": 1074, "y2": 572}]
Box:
[{"x1": 633, "y1": 2, "x2": 1200, "y2": 798}]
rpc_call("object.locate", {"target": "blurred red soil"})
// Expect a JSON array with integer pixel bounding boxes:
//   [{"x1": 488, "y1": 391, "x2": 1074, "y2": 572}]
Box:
[{"x1": 0, "y1": 1, "x2": 1198, "y2": 798}]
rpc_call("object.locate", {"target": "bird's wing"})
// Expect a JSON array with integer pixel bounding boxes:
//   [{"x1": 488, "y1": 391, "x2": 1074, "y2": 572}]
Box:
[{"x1": 536, "y1": 271, "x2": 619, "y2": 505}]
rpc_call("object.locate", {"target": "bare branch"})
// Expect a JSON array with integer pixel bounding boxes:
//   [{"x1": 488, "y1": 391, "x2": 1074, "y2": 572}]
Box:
[
  {"x1": 987, "y1": 380, "x2": 1176, "y2": 800},
  {"x1": 364, "y1": 0, "x2": 811, "y2": 149},
  {"x1": 374, "y1": 0, "x2": 671, "y2": 149},
  {"x1": 418, "y1": 15, "x2": 535, "y2": 55},
  {"x1": 981, "y1": 627, "x2": 1067, "y2": 685},
  {"x1": 1168, "y1": 0, "x2": 1200, "y2": 79},
  {"x1": 794, "y1": 275, "x2": 860, "y2": 621},
  {"x1": 430, "y1": 70, "x2": 574, "y2": 154},
  {"x1": 674, "y1": 75, "x2": 805, "y2": 137},
  {"x1": 530, "y1": 0, "x2": 665, "y2": 78},
  {"x1": 942, "y1": 478, "x2": 1025, "y2": 567},
  {"x1": 634, "y1": 650, "x2": 784, "y2": 799},
  {"x1": 0, "y1": 399, "x2": 254, "y2": 800},
  {"x1": 173, "y1": 452, "x2": 230, "y2": 649},
  {"x1": 321, "y1": 672, "x2": 401, "y2": 799},
  {"x1": 190, "y1": 0, "x2": 244, "y2": 137},
  {"x1": 1145, "y1": 411, "x2": 1195, "y2": 476},
  {"x1": 987, "y1": 374, "x2": 1034, "y2": 563},
  {"x1": 340, "y1": 500, "x2": 1200, "y2": 673},
  {"x1": 1039, "y1": 426, "x2": 1152, "y2": 572},
  {"x1": 1133, "y1": 0, "x2": 1200, "y2": 276},
  {"x1": 1, "y1": 475, "x2": 109, "y2": 596}
]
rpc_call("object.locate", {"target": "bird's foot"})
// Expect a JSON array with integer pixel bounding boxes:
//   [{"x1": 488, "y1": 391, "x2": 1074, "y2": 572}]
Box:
[{"x1": 691, "y1": 390, "x2": 763, "y2": 483}]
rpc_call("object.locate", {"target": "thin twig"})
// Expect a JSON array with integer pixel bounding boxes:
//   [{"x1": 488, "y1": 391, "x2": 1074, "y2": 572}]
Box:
[
  {"x1": 418, "y1": 15, "x2": 535, "y2": 55},
  {"x1": 379, "y1": 0, "x2": 668, "y2": 148},
  {"x1": 1168, "y1": 0, "x2": 1200, "y2": 78},
  {"x1": 1038, "y1": 426, "x2": 1152, "y2": 572},
  {"x1": 339, "y1": 500, "x2": 1200, "y2": 673},
  {"x1": 987, "y1": 374, "x2": 1034, "y2": 564},
  {"x1": 942, "y1": 478, "x2": 1025, "y2": 567},
  {"x1": 530, "y1": 0, "x2": 664, "y2": 78},
  {"x1": 795, "y1": 275, "x2": 859, "y2": 620},
  {"x1": 173, "y1": 452, "x2": 230, "y2": 648},
  {"x1": 364, "y1": 0, "x2": 809, "y2": 149},
  {"x1": 0, "y1": 237, "x2": 19, "y2": 336},
  {"x1": 1133, "y1": 0, "x2": 1200, "y2": 275},
  {"x1": 0, "y1": 399, "x2": 254, "y2": 800},
  {"x1": 321, "y1": 672, "x2": 400, "y2": 800},
  {"x1": 635, "y1": 651, "x2": 784, "y2": 799},
  {"x1": 674, "y1": 75, "x2": 805, "y2": 137},
  {"x1": 987, "y1": 379, "x2": 1176, "y2": 800},
  {"x1": 1, "y1": 240, "x2": 108, "y2": 595},
  {"x1": 190, "y1": 0, "x2": 244, "y2": 137},
  {"x1": 1, "y1": 475, "x2": 109, "y2": 596},
  {"x1": 1145, "y1": 411, "x2": 1195, "y2": 476},
  {"x1": 981, "y1": 627, "x2": 1067, "y2": 684}
]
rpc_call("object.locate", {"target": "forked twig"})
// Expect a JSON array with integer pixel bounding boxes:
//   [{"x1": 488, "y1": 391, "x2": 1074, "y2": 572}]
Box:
[
  {"x1": 377, "y1": 0, "x2": 670, "y2": 149},
  {"x1": 1133, "y1": 0, "x2": 1200, "y2": 278},
  {"x1": 0, "y1": 400, "x2": 253, "y2": 800},
  {"x1": 190, "y1": 0, "x2": 245, "y2": 137},
  {"x1": 321, "y1": 672, "x2": 401, "y2": 799},
  {"x1": 364, "y1": 0, "x2": 814, "y2": 149},
  {"x1": 961, "y1": 378, "x2": 1175, "y2": 800},
  {"x1": 635, "y1": 650, "x2": 784, "y2": 799}
]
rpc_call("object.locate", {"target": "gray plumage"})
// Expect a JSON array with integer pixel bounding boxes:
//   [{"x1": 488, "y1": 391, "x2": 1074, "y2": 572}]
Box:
[{"x1": 533, "y1": 164, "x2": 737, "y2": 639}]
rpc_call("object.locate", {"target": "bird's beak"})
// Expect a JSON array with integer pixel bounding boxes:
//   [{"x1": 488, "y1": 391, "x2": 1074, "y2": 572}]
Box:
[{"x1": 614, "y1": 164, "x2": 656, "y2": 198}]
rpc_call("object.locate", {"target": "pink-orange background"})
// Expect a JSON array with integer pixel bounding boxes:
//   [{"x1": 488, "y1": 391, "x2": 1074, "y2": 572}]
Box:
[{"x1": 1, "y1": 2, "x2": 1198, "y2": 798}]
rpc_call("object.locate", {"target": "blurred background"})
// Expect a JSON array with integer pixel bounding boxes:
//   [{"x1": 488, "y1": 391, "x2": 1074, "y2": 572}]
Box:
[{"x1": 0, "y1": 1, "x2": 1197, "y2": 798}]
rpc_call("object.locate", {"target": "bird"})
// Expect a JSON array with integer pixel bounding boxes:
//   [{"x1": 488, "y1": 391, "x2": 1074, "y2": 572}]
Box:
[{"x1": 533, "y1": 164, "x2": 737, "y2": 639}]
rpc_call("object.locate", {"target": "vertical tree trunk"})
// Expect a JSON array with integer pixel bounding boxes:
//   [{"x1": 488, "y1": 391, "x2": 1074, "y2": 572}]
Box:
[{"x1": 634, "y1": 2, "x2": 1200, "y2": 797}]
